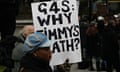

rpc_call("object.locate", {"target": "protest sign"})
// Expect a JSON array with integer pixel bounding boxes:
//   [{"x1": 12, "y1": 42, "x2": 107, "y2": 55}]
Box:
[{"x1": 31, "y1": 0, "x2": 82, "y2": 65}]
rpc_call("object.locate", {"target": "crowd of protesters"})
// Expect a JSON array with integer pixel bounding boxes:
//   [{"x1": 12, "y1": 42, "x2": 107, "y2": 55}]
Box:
[
  {"x1": 0, "y1": 0, "x2": 120, "y2": 72},
  {"x1": 78, "y1": 13, "x2": 120, "y2": 72}
]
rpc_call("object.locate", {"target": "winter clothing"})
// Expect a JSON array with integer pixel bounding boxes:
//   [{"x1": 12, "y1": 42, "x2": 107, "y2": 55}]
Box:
[
  {"x1": 12, "y1": 34, "x2": 25, "y2": 72},
  {"x1": 19, "y1": 53, "x2": 52, "y2": 72}
]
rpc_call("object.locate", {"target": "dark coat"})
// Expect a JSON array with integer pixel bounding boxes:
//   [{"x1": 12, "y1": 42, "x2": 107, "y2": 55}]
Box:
[
  {"x1": 19, "y1": 53, "x2": 53, "y2": 72},
  {"x1": 80, "y1": 22, "x2": 88, "y2": 49},
  {"x1": 12, "y1": 34, "x2": 25, "y2": 61},
  {"x1": 12, "y1": 34, "x2": 25, "y2": 72},
  {"x1": 100, "y1": 26, "x2": 119, "y2": 57},
  {"x1": 86, "y1": 33, "x2": 99, "y2": 57},
  {"x1": 0, "y1": 0, "x2": 19, "y2": 40}
]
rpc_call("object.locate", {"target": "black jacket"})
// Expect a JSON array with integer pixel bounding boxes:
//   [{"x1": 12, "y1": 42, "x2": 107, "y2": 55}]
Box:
[
  {"x1": 19, "y1": 53, "x2": 53, "y2": 72},
  {"x1": 99, "y1": 25, "x2": 119, "y2": 57}
]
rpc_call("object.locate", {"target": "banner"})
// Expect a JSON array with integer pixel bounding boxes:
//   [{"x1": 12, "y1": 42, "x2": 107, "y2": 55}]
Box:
[{"x1": 31, "y1": 0, "x2": 82, "y2": 65}]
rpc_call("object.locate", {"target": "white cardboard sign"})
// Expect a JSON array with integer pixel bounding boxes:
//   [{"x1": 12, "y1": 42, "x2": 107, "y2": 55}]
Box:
[{"x1": 31, "y1": 0, "x2": 82, "y2": 65}]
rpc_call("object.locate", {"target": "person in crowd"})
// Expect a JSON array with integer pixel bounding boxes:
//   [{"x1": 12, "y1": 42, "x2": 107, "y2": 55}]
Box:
[
  {"x1": 0, "y1": 36, "x2": 18, "y2": 72},
  {"x1": 18, "y1": 32, "x2": 52, "y2": 72},
  {"x1": 0, "y1": 0, "x2": 18, "y2": 40},
  {"x1": 0, "y1": 0, "x2": 19, "y2": 72},
  {"x1": 97, "y1": 16, "x2": 120, "y2": 72},
  {"x1": 12, "y1": 25, "x2": 34, "y2": 72},
  {"x1": 113, "y1": 14, "x2": 120, "y2": 38},
  {"x1": 96, "y1": 16, "x2": 108, "y2": 71},
  {"x1": 86, "y1": 21, "x2": 100, "y2": 71},
  {"x1": 77, "y1": 15, "x2": 89, "y2": 69}
]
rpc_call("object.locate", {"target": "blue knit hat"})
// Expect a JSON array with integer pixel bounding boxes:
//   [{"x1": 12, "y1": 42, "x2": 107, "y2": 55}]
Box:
[{"x1": 23, "y1": 32, "x2": 51, "y2": 53}]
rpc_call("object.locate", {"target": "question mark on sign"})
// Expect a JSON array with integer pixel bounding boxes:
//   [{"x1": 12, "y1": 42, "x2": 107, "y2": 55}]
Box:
[{"x1": 74, "y1": 38, "x2": 80, "y2": 50}]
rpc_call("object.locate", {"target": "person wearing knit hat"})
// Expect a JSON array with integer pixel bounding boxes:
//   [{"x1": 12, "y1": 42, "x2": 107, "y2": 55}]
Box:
[{"x1": 19, "y1": 32, "x2": 52, "y2": 72}]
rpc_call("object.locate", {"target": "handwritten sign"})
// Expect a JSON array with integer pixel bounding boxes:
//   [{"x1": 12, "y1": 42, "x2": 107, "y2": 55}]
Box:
[{"x1": 31, "y1": 0, "x2": 82, "y2": 65}]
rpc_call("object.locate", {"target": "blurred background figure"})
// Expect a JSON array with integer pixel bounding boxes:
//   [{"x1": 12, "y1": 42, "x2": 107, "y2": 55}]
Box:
[
  {"x1": 0, "y1": 0, "x2": 19, "y2": 40},
  {"x1": 77, "y1": 15, "x2": 89, "y2": 70},
  {"x1": 97, "y1": 16, "x2": 120, "y2": 72},
  {"x1": 0, "y1": 0, "x2": 19, "y2": 72},
  {"x1": 86, "y1": 21, "x2": 100, "y2": 71},
  {"x1": 12, "y1": 25, "x2": 34, "y2": 72}
]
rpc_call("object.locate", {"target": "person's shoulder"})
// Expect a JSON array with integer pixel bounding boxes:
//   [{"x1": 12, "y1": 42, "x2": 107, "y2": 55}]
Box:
[{"x1": 16, "y1": 34, "x2": 25, "y2": 43}]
